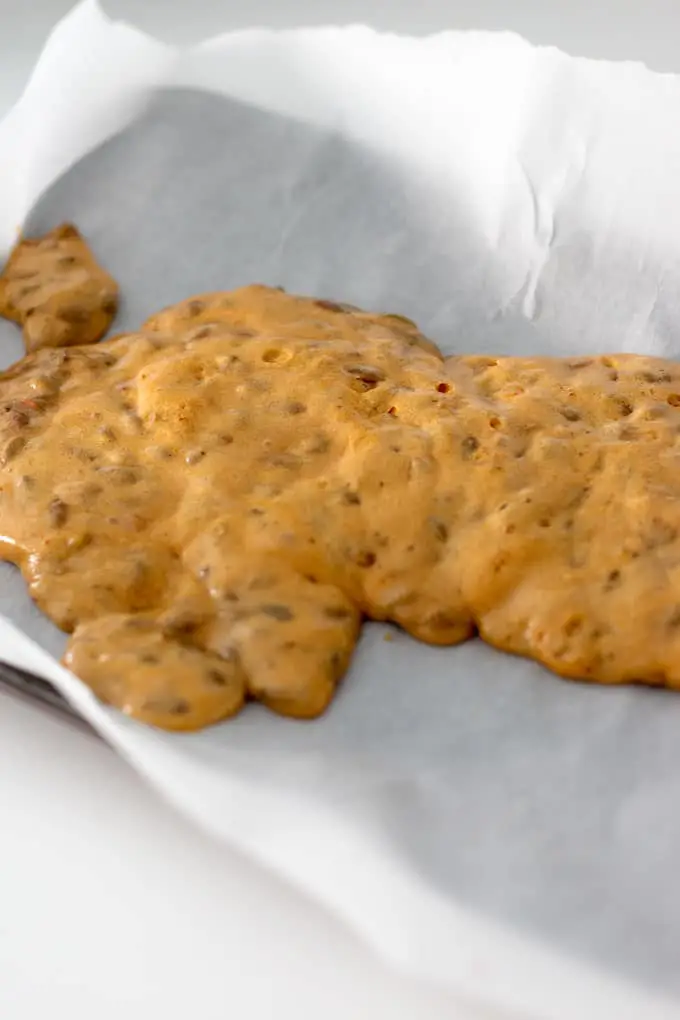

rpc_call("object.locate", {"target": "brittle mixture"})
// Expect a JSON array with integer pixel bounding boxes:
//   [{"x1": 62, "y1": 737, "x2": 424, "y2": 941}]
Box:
[
  {"x1": 2, "y1": 229, "x2": 680, "y2": 730},
  {"x1": 0, "y1": 224, "x2": 118, "y2": 352}
]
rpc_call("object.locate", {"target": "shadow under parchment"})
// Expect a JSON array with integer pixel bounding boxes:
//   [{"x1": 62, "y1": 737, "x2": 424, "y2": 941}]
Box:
[
  {"x1": 1, "y1": 87, "x2": 679, "y2": 1002},
  {"x1": 19, "y1": 87, "x2": 508, "y2": 353}
]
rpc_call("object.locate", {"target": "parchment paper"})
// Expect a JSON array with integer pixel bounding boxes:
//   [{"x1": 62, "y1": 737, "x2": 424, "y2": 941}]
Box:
[{"x1": 2, "y1": 3, "x2": 680, "y2": 1018}]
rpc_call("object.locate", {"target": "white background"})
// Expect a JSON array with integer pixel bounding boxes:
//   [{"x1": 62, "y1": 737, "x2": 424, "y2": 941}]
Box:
[{"x1": 2, "y1": 3, "x2": 680, "y2": 1019}]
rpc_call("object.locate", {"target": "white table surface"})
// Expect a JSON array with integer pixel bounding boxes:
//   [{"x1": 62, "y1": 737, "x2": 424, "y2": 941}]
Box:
[{"x1": 2, "y1": 3, "x2": 680, "y2": 1019}]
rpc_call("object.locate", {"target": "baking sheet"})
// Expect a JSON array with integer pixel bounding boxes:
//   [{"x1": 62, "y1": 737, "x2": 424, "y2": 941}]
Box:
[{"x1": 2, "y1": 3, "x2": 680, "y2": 1017}]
